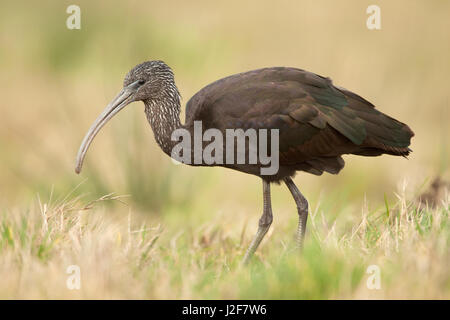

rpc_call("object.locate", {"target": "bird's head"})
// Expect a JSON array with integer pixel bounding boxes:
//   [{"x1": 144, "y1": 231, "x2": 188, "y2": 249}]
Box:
[
  {"x1": 75, "y1": 60, "x2": 174, "y2": 174},
  {"x1": 123, "y1": 60, "x2": 176, "y2": 101}
]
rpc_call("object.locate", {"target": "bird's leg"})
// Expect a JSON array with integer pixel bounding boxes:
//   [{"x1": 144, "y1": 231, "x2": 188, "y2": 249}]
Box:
[
  {"x1": 283, "y1": 177, "x2": 308, "y2": 249},
  {"x1": 242, "y1": 180, "x2": 273, "y2": 265}
]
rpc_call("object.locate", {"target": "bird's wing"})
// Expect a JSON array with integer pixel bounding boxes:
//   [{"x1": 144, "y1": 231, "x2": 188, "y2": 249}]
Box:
[{"x1": 185, "y1": 67, "x2": 414, "y2": 172}]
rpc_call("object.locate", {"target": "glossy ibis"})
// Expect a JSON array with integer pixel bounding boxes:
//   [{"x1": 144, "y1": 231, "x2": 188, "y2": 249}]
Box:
[{"x1": 75, "y1": 60, "x2": 414, "y2": 264}]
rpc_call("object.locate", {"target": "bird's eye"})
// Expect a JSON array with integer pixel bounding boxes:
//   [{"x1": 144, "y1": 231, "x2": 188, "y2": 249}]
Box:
[{"x1": 138, "y1": 80, "x2": 145, "y2": 85}]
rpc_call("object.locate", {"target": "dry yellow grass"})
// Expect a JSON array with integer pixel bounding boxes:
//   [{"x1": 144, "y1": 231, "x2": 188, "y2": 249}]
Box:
[{"x1": 0, "y1": 182, "x2": 448, "y2": 299}]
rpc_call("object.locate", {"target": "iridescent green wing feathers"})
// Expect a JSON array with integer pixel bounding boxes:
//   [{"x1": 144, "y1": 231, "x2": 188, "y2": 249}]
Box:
[{"x1": 185, "y1": 67, "x2": 414, "y2": 174}]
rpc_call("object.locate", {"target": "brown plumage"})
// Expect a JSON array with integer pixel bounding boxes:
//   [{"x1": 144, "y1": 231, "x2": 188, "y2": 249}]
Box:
[
  {"x1": 185, "y1": 66, "x2": 413, "y2": 181},
  {"x1": 75, "y1": 60, "x2": 414, "y2": 263}
]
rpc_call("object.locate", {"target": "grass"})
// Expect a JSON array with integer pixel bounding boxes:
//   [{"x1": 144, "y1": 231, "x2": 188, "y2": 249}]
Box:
[
  {"x1": 0, "y1": 182, "x2": 448, "y2": 299},
  {"x1": 0, "y1": 1, "x2": 449, "y2": 299}
]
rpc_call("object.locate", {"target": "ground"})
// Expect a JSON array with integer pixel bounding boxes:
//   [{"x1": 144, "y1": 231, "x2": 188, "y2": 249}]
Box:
[{"x1": 1, "y1": 178, "x2": 448, "y2": 299}]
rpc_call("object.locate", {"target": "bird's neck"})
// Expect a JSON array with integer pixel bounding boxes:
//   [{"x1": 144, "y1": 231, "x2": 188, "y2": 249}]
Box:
[{"x1": 144, "y1": 88, "x2": 182, "y2": 156}]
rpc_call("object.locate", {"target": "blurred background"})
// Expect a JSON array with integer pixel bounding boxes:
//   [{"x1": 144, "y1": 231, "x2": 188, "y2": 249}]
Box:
[{"x1": 0, "y1": 0, "x2": 448, "y2": 226}]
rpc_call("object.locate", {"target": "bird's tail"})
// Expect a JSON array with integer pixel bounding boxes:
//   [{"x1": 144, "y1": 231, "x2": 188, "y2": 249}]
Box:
[{"x1": 353, "y1": 109, "x2": 414, "y2": 157}]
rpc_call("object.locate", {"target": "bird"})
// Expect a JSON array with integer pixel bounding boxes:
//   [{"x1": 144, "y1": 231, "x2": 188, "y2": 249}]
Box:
[{"x1": 75, "y1": 60, "x2": 414, "y2": 264}]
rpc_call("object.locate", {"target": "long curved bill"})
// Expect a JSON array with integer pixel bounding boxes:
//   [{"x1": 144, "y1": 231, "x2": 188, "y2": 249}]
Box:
[{"x1": 75, "y1": 80, "x2": 142, "y2": 174}]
